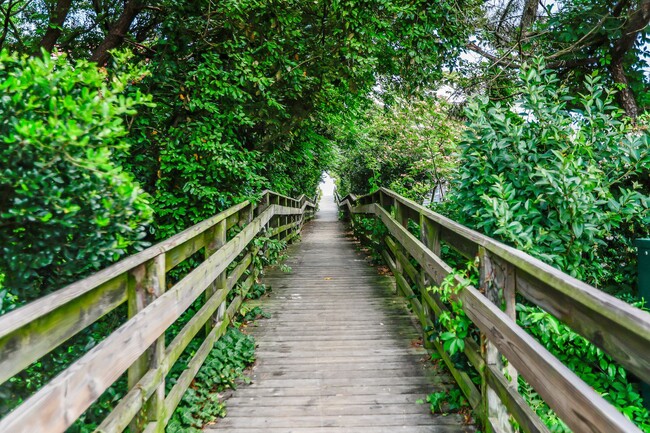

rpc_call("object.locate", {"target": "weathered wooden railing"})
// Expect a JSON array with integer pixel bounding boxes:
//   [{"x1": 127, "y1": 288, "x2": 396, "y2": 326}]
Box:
[
  {"x1": 337, "y1": 188, "x2": 650, "y2": 433},
  {"x1": 0, "y1": 190, "x2": 316, "y2": 433}
]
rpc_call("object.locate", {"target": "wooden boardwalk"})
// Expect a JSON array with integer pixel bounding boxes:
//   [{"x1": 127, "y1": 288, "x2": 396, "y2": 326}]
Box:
[{"x1": 208, "y1": 195, "x2": 475, "y2": 433}]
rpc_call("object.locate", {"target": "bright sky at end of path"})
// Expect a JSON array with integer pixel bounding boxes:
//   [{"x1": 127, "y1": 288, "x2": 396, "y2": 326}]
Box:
[{"x1": 320, "y1": 173, "x2": 335, "y2": 197}]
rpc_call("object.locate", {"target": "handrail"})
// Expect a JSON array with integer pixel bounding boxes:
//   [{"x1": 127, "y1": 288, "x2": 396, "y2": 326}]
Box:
[
  {"x1": 338, "y1": 188, "x2": 650, "y2": 433},
  {"x1": 0, "y1": 190, "x2": 317, "y2": 433}
]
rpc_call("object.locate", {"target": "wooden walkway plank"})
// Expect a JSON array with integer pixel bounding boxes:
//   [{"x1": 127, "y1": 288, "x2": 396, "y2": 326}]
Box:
[{"x1": 206, "y1": 195, "x2": 475, "y2": 433}]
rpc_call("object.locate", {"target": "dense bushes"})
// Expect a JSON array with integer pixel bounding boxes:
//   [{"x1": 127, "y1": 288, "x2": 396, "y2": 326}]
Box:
[
  {"x1": 335, "y1": 61, "x2": 650, "y2": 432},
  {"x1": 448, "y1": 60, "x2": 649, "y2": 294},
  {"x1": 0, "y1": 50, "x2": 152, "y2": 301},
  {"x1": 334, "y1": 95, "x2": 461, "y2": 202},
  {"x1": 518, "y1": 302, "x2": 650, "y2": 431}
]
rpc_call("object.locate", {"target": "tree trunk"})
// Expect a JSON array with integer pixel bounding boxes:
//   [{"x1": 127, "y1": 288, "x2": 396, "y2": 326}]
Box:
[
  {"x1": 608, "y1": 0, "x2": 650, "y2": 118},
  {"x1": 0, "y1": 0, "x2": 17, "y2": 50},
  {"x1": 39, "y1": 0, "x2": 73, "y2": 53},
  {"x1": 520, "y1": 0, "x2": 539, "y2": 33},
  {"x1": 90, "y1": 0, "x2": 145, "y2": 65},
  {"x1": 609, "y1": 60, "x2": 639, "y2": 119}
]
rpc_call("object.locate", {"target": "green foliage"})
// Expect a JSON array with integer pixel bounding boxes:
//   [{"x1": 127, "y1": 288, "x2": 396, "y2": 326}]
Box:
[
  {"x1": 335, "y1": 95, "x2": 460, "y2": 201},
  {"x1": 426, "y1": 388, "x2": 469, "y2": 414},
  {"x1": 166, "y1": 328, "x2": 256, "y2": 433},
  {"x1": 252, "y1": 236, "x2": 288, "y2": 272},
  {"x1": 518, "y1": 302, "x2": 650, "y2": 431},
  {"x1": 0, "y1": 49, "x2": 152, "y2": 300},
  {"x1": 449, "y1": 60, "x2": 649, "y2": 293},
  {"x1": 118, "y1": 0, "x2": 481, "y2": 241},
  {"x1": 350, "y1": 215, "x2": 388, "y2": 262},
  {"x1": 0, "y1": 272, "x2": 19, "y2": 316},
  {"x1": 428, "y1": 260, "x2": 477, "y2": 357},
  {"x1": 239, "y1": 305, "x2": 271, "y2": 323},
  {"x1": 246, "y1": 283, "x2": 270, "y2": 300}
]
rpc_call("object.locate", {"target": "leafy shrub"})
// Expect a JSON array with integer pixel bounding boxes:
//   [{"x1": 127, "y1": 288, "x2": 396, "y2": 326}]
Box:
[
  {"x1": 246, "y1": 283, "x2": 269, "y2": 300},
  {"x1": 335, "y1": 95, "x2": 460, "y2": 202},
  {"x1": 350, "y1": 215, "x2": 388, "y2": 262},
  {"x1": 430, "y1": 260, "x2": 478, "y2": 358},
  {"x1": 0, "y1": 49, "x2": 152, "y2": 300},
  {"x1": 449, "y1": 60, "x2": 649, "y2": 293},
  {"x1": 426, "y1": 388, "x2": 469, "y2": 414},
  {"x1": 0, "y1": 272, "x2": 18, "y2": 316},
  {"x1": 518, "y1": 302, "x2": 650, "y2": 431},
  {"x1": 166, "y1": 328, "x2": 256, "y2": 433}
]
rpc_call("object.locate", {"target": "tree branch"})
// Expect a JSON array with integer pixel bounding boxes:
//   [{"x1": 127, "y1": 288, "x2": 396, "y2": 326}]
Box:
[
  {"x1": 612, "y1": 0, "x2": 650, "y2": 60},
  {"x1": 39, "y1": 0, "x2": 73, "y2": 53},
  {"x1": 90, "y1": 0, "x2": 146, "y2": 65},
  {"x1": 466, "y1": 42, "x2": 521, "y2": 68},
  {"x1": 546, "y1": 56, "x2": 599, "y2": 69}
]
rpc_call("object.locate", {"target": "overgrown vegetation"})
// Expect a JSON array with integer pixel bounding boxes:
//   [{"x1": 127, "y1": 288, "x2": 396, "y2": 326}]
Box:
[
  {"x1": 448, "y1": 61, "x2": 649, "y2": 294},
  {"x1": 0, "y1": 49, "x2": 152, "y2": 301},
  {"x1": 518, "y1": 302, "x2": 650, "y2": 431},
  {"x1": 166, "y1": 327, "x2": 256, "y2": 433},
  {"x1": 166, "y1": 237, "x2": 277, "y2": 432},
  {"x1": 339, "y1": 69, "x2": 650, "y2": 427},
  {"x1": 425, "y1": 388, "x2": 469, "y2": 415},
  {"x1": 1, "y1": 0, "x2": 649, "y2": 431},
  {"x1": 334, "y1": 96, "x2": 461, "y2": 201}
]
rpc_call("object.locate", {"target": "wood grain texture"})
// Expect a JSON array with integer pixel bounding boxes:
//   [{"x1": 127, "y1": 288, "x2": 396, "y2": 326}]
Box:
[
  {"x1": 208, "y1": 195, "x2": 475, "y2": 433},
  {"x1": 460, "y1": 284, "x2": 642, "y2": 433},
  {"x1": 0, "y1": 201, "x2": 251, "y2": 338},
  {"x1": 0, "y1": 201, "x2": 252, "y2": 388},
  {"x1": 0, "y1": 207, "x2": 274, "y2": 433},
  {"x1": 0, "y1": 273, "x2": 128, "y2": 386},
  {"x1": 374, "y1": 188, "x2": 650, "y2": 383},
  {"x1": 346, "y1": 190, "x2": 644, "y2": 433},
  {"x1": 0, "y1": 189, "x2": 317, "y2": 433}
]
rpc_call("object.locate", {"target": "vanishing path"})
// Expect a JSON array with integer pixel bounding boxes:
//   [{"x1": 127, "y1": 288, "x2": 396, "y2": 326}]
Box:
[{"x1": 208, "y1": 193, "x2": 474, "y2": 432}]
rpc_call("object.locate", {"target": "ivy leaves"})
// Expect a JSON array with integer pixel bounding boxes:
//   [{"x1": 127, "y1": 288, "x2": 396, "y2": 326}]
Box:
[{"x1": 167, "y1": 328, "x2": 256, "y2": 432}]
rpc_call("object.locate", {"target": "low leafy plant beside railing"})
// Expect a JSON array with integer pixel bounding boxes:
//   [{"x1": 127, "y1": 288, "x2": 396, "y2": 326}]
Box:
[
  {"x1": 430, "y1": 260, "x2": 477, "y2": 358},
  {"x1": 166, "y1": 327, "x2": 256, "y2": 433},
  {"x1": 252, "y1": 236, "x2": 287, "y2": 270},
  {"x1": 426, "y1": 388, "x2": 469, "y2": 415},
  {"x1": 518, "y1": 302, "x2": 650, "y2": 432},
  {"x1": 427, "y1": 261, "x2": 650, "y2": 432},
  {"x1": 349, "y1": 215, "x2": 388, "y2": 262},
  {"x1": 164, "y1": 230, "x2": 291, "y2": 432}
]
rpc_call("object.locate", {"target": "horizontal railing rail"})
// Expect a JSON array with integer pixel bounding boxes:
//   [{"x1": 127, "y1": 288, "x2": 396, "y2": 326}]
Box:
[
  {"x1": 337, "y1": 187, "x2": 650, "y2": 433},
  {"x1": 0, "y1": 190, "x2": 317, "y2": 433}
]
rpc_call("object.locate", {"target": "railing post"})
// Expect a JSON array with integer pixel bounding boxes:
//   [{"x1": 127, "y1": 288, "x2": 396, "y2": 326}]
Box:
[
  {"x1": 395, "y1": 200, "x2": 407, "y2": 229},
  {"x1": 392, "y1": 201, "x2": 410, "y2": 296},
  {"x1": 283, "y1": 198, "x2": 290, "y2": 239},
  {"x1": 270, "y1": 194, "x2": 281, "y2": 238},
  {"x1": 127, "y1": 254, "x2": 166, "y2": 432},
  {"x1": 255, "y1": 191, "x2": 270, "y2": 217},
  {"x1": 205, "y1": 219, "x2": 227, "y2": 333},
  {"x1": 380, "y1": 191, "x2": 393, "y2": 213},
  {"x1": 479, "y1": 246, "x2": 514, "y2": 433},
  {"x1": 419, "y1": 213, "x2": 440, "y2": 349}
]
